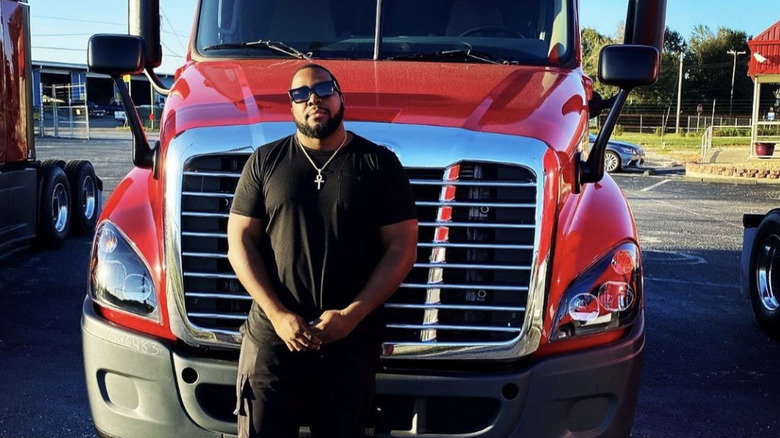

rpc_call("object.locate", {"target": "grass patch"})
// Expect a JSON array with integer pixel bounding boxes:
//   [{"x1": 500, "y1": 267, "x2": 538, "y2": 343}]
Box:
[
  {"x1": 594, "y1": 132, "x2": 756, "y2": 164},
  {"x1": 600, "y1": 132, "x2": 780, "y2": 168},
  {"x1": 607, "y1": 132, "x2": 750, "y2": 150}
]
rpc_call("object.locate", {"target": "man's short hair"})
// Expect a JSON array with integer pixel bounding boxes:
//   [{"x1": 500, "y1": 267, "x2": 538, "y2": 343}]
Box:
[{"x1": 293, "y1": 63, "x2": 342, "y2": 93}]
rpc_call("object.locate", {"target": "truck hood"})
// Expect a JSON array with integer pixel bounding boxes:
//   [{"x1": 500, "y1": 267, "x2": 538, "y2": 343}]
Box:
[{"x1": 163, "y1": 60, "x2": 588, "y2": 153}]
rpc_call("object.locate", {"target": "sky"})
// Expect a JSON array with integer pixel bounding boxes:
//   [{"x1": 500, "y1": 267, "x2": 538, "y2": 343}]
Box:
[
  {"x1": 30, "y1": 0, "x2": 197, "y2": 74},
  {"x1": 28, "y1": 0, "x2": 780, "y2": 75},
  {"x1": 580, "y1": 0, "x2": 779, "y2": 41}
]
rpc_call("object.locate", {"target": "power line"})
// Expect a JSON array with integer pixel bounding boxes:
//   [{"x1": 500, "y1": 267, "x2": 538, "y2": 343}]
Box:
[
  {"x1": 36, "y1": 33, "x2": 95, "y2": 37},
  {"x1": 161, "y1": 41, "x2": 184, "y2": 59},
  {"x1": 32, "y1": 46, "x2": 84, "y2": 52},
  {"x1": 33, "y1": 45, "x2": 185, "y2": 60},
  {"x1": 161, "y1": 6, "x2": 188, "y2": 52},
  {"x1": 32, "y1": 15, "x2": 124, "y2": 27}
]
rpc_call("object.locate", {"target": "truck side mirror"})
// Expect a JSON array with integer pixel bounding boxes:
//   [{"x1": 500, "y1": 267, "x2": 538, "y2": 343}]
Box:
[
  {"x1": 87, "y1": 34, "x2": 146, "y2": 77},
  {"x1": 598, "y1": 45, "x2": 660, "y2": 88},
  {"x1": 87, "y1": 34, "x2": 155, "y2": 173},
  {"x1": 578, "y1": 45, "x2": 661, "y2": 190},
  {"x1": 624, "y1": 0, "x2": 667, "y2": 51},
  {"x1": 129, "y1": 0, "x2": 162, "y2": 70}
]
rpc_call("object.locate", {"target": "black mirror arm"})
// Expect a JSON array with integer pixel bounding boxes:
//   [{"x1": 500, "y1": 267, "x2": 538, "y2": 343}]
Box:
[
  {"x1": 577, "y1": 88, "x2": 632, "y2": 188},
  {"x1": 601, "y1": 95, "x2": 617, "y2": 109},
  {"x1": 588, "y1": 92, "x2": 619, "y2": 119},
  {"x1": 112, "y1": 76, "x2": 158, "y2": 176}
]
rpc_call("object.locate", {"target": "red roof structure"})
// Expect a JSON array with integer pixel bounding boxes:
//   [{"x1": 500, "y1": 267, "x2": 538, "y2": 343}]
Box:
[
  {"x1": 748, "y1": 19, "x2": 780, "y2": 76},
  {"x1": 747, "y1": 20, "x2": 780, "y2": 158}
]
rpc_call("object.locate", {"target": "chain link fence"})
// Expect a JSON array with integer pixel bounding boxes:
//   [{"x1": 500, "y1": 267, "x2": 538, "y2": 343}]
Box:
[
  {"x1": 36, "y1": 84, "x2": 90, "y2": 139},
  {"x1": 591, "y1": 98, "x2": 777, "y2": 136}
]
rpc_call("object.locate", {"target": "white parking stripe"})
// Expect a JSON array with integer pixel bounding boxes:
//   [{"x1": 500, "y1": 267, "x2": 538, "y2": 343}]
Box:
[{"x1": 641, "y1": 179, "x2": 671, "y2": 192}]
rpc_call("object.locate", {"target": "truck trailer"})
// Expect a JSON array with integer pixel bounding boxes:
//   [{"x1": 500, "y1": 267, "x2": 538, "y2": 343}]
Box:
[
  {"x1": 82, "y1": 0, "x2": 666, "y2": 436},
  {"x1": 0, "y1": 0, "x2": 100, "y2": 258}
]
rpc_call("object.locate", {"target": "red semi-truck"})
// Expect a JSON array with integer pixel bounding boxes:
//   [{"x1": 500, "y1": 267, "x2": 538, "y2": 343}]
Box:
[
  {"x1": 0, "y1": 0, "x2": 100, "y2": 257},
  {"x1": 82, "y1": 1, "x2": 666, "y2": 436}
]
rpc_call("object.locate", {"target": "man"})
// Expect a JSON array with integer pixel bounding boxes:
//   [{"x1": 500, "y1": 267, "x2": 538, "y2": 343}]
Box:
[{"x1": 227, "y1": 63, "x2": 418, "y2": 438}]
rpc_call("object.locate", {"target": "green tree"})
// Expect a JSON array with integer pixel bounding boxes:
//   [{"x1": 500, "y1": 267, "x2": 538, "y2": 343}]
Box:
[
  {"x1": 580, "y1": 27, "x2": 618, "y2": 99},
  {"x1": 684, "y1": 25, "x2": 750, "y2": 114},
  {"x1": 664, "y1": 28, "x2": 687, "y2": 54},
  {"x1": 630, "y1": 27, "x2": 687, "y2": 105}
]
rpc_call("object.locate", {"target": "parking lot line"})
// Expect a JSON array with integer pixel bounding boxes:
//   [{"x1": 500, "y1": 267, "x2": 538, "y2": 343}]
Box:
[{"x1": 640, "y1": 178, "x2": 671, "y2": 192}]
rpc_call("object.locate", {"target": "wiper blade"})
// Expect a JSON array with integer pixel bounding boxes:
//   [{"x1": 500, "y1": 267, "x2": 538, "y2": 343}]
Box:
[
  {"x1": 389, "y1": 48, "x2": 511, "y2": 65},
  {"x1": 203, "y1": 40, "x2": 312, "y2": 60}
]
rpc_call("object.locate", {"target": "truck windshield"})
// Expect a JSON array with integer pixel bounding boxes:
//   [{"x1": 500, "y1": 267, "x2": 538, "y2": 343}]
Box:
[{"x1": 195, "y1": 0, "x2": 572, "y2": 66}]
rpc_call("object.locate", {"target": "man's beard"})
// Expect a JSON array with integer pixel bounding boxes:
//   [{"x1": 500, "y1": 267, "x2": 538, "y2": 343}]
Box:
[{"x1": 295, "y1": 104, "x2": 345, "y2": 139}]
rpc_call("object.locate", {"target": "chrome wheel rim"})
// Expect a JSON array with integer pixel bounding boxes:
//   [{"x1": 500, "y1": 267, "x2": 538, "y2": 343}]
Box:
[
  {"x1": 605, "y1": 153, "x2": 619, "y2": 172},
  {"x1": 82, "y1": 175, "x2": 96, "y2": 220},
  {"x1": 52, "y1": 182, "x2": 69, "y2": 233},
  {"x1": 757, "y1": 234, "x2": 780, "y2": 311}
]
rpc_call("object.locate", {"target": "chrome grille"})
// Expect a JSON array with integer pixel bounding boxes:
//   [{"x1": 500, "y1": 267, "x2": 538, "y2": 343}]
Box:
[
  {"x1": 180, "y1": 154, "x2": 250, "y2": 335},
  {"x1": 387, "y1": 163, "x2": 536, "y2": 345},
  {"x1": 178, "y1": 156, "x2": 537, "y2": 348}
]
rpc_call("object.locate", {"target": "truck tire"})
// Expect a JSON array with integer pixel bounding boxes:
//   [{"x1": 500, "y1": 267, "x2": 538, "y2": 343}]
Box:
[
  {"x1": 65, "y1": 160, "x2": 99, "y2": 234},
  {"x1": 749, "y1": 211, "x2": 780, "y2": 337},
  {"x1": 37, "y1": 161, "x2": 71, "y2": 248}
]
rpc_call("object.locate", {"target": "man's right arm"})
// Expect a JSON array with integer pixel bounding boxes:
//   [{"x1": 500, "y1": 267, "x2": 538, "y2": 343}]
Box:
[{"x1": 226, "y1": 213, "x2": 321, "y2": 352}]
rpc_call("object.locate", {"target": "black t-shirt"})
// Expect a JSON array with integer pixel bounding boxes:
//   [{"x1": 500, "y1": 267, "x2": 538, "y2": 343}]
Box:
[{"x1": 231, "y1": 133, "x2": 417, "y2": 345}]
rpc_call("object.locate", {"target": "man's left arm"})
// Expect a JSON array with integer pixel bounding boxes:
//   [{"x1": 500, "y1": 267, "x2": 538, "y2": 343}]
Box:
[{"x1": 310, "y1": 218, "x2": 418, "y2": 343}]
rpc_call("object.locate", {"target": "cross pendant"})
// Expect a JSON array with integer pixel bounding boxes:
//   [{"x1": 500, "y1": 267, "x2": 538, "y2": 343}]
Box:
[{"x1": 314, "y1": 173, "x2": 325, "y2": 190}]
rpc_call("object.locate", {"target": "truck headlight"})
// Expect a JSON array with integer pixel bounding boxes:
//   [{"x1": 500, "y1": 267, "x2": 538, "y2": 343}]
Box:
[
  {"x1": 89, "y1": 222, "x2": 159, "y2": 321},
  {"x1": 551, "y1": 243, "x2": 641, "y2": 340}
]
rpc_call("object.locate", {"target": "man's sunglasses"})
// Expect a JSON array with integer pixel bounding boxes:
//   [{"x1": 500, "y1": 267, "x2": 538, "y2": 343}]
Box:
[{"x1": 288, "y1": 80, "x2": 339, "y2": 103}]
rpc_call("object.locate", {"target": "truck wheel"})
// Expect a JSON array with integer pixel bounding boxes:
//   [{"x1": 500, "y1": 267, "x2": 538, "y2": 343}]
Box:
[
  {"x1": 65, "y1": 160, "x2": 98, "y2": 234},
  {"x1": 604, "y1": 151, "x2": 621, "y2": 173},
  {"x1": 750, "y1": 212, "x2": 780, "y2": 337},
  {"x1": 38, "y1": 162, "x2": 71, "y2": 248}
]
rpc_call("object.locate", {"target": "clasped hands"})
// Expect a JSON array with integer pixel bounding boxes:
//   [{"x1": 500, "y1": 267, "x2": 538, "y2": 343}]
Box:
[{"x1": 270, "y1": 309, "x2": 358, "y2": 352}]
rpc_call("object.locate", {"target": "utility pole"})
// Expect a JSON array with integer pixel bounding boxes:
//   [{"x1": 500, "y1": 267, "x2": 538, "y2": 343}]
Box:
[
  {"x1": 727, "y1": 49, "x2": 746, "y2": 117},
  {"x1": 675, "y1": 52, "x2": 684, "y2": 134}
]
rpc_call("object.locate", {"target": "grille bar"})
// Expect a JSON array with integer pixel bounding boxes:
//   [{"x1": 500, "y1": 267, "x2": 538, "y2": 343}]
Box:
[
  {"x1": 186, "y1": 292, "x2": 253, "y2": 300},
  {"x1": 183, "y1": 252, "x2": 228, "y2": 258},
  {"x1": 182, "y1": 191, "x2": 235, "y2": 198},
  {"x1": 188, "y1": 312, "x2": 246, "y2": 321},
  {"x1": 418, "y1": 222, "x2": 534, "y2": 229},
  {"x1": 410, "y1": 180, "x2": 535, "y2": 188},
  {"x1": 184, "y1": 272, "x2": 238, "y2": 279},
  {"x1": 413, "y1": 262, "x2": 531, "y2": 271},
  {"x1": 385, "y1": 303, "x2": 525, "y2": 311},
  {"x1": 182, "y1": 212, "x2": 230, "y2": 218},
  {"x1": 416, "y1": 201, "x2": 534, "y2": 208},
  {"x1": 387, "y1": 323, "x2": 522, "y2": 333},
  {"x1": 417, "y1": 242, "x2": 533, "y2": 250},
  {"x1": 183, "y1": 171, "x2": 242, "y2": 178},
  {"x1": 182, "y1": 231, "x2": 227, "y2": 238},
  {"x1": 399, "y1": 283, "x2": 527, "y2": 291}
]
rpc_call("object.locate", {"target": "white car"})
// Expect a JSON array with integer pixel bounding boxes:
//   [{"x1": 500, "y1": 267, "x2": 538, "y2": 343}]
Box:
[{"x1": 114, "y1": 110, "x2": 127, "y2": 124}]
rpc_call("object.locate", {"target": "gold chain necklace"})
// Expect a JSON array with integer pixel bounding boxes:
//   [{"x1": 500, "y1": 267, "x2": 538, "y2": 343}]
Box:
[{"x1": 296, "y1": 131, "x2": 348, "y2": 190}]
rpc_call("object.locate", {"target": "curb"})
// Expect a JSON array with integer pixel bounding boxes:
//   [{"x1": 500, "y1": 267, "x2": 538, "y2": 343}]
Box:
[{"x1": 685, "y1": 163, "x2": 780, "y2": 184}]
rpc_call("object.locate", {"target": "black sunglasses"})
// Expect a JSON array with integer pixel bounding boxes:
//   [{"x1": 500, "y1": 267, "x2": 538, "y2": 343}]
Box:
[{"x1": 288, "y1": 80, "x2": 338, "y2": 103}]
